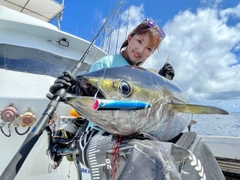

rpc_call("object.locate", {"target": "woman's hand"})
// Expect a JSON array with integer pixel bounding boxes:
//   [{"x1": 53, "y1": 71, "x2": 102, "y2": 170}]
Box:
[
  {"x1": 49, "y1": 71, "x2": 76, "y2": 95},
  {"x1": 158, "y1": 63, "x2": 175, "y2": 80}
]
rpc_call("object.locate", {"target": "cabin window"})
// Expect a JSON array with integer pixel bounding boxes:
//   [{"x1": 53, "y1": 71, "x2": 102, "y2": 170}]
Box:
[{"x1": 0, "y1": 44, "x2": 90, "y2": 77}]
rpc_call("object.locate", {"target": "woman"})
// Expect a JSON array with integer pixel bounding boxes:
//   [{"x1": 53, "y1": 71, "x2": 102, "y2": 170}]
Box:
[
  {"x1": 50, "y1": 19, "x2": 174, "y2": 96},
  {"x1": 49, "y1": 19, "x2": 176, "y2": 179},
  {"x1": 89, "y1": 19, "x2": 174, "y2": 78}
]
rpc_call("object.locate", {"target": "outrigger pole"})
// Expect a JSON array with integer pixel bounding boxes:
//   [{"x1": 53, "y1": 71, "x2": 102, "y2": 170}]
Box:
[{"x1": 0, "y1": 2, "x2": 123, "y2": 180}]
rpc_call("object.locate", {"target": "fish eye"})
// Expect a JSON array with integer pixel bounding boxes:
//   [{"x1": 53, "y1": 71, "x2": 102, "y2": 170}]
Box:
[{"x1": 119, "y1": 80, "x2": 132, "y2": 97}]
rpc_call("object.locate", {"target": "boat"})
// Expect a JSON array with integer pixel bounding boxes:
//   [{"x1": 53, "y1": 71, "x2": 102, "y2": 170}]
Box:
[
  {"x1": 0, "y1": 0, "x2": 107, "y2": 179},
  {"x1": 202, "y1": 135, "x2": 240, "y2": 179},
  {"x1": 0, "y1": 1, "x2": 239, "y2": 179}
]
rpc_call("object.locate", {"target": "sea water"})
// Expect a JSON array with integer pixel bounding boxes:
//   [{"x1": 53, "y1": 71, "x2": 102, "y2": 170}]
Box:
[{"x1": 191, "y1": 112, "x2": 240, "y2": 137}]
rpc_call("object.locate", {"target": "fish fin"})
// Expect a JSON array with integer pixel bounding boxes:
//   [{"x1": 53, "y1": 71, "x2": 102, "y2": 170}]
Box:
[
  {"x1": 168, "y1": 103, "x2": 229, "y2": 115},
  {"x1": 188, "y1": 120, "x2": 197, "y2": 132},
  {"x1": 190, "y1": 119, "x2": 197, "y2": 125}
]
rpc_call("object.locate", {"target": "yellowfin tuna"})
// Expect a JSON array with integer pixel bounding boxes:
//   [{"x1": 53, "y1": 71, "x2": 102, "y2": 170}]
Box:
[{"x1": 66, "y1": 66, "x2": 228, "y2": 141}]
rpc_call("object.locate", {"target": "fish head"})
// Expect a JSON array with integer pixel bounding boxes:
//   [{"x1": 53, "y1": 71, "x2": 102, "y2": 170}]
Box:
[{"x1": 66, "y1": 66, "x2": 191, "y2": 140}]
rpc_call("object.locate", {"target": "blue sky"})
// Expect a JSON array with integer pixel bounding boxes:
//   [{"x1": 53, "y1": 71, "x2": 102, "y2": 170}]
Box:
[{"x1": 52, "y1": 0, "x2": 240, "y2": 112}]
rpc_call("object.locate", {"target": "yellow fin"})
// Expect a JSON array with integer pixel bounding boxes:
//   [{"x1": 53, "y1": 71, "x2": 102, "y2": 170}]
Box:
[
  {"x1": 188, "y1": 119, "x2": 197, "y2": 132},
  {"x1": 169, "y1": 104, "x2": 229, "y2": 115}
]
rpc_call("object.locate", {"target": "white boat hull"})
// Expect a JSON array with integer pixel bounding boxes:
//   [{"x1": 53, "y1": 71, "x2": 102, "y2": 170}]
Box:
[
  {"x1": 0, "y1": 3, "x2": 107, "y2": 179},
  {"x1": 202, "y1": 135, "x2": 240, "y2": 178}
]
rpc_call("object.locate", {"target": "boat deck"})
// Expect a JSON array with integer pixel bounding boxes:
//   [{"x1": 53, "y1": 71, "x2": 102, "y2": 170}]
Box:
[{"x1": 217, "y1": 157, "x2": 240, "y2": 179}]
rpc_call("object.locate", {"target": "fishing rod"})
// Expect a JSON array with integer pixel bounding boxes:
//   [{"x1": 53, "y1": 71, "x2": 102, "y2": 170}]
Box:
[{"x1": 0, "y1": 2, "x2": 123, "y2": 180}]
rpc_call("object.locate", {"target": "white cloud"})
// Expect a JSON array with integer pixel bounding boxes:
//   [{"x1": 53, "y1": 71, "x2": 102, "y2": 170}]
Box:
[
  {"x1": 147, "y1": 6, "x2": 240, "y2": 112},
  {"x1": 104, "y1": 3, "x2": 240, "y2": 112},
  {"x1": 220, "y1": 3, "x2": 240, "y2": 23},
  {"x1": 200, "y1": 0, "x2": 223, "y2": 9}
]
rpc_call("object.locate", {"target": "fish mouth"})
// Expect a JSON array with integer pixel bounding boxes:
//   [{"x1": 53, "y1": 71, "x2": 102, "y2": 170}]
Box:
[{"x1": 76, "y1": 77, "x2": 106, "y2": 99}]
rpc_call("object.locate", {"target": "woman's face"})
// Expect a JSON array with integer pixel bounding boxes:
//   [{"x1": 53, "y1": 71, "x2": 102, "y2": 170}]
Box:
[{"x1": 123, "y1": 32, "x2": 155, "y2": 65}]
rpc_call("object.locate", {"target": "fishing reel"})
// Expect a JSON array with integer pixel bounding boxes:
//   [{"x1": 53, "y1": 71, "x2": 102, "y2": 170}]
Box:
[{"x1": 46, "y1": 115, "x2": 87, "y2": 170}]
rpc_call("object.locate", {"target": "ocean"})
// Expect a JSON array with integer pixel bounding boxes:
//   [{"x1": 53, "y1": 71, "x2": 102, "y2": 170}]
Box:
[{"x1": 191, "y1": 112, "x2": 240, "y2": 137}]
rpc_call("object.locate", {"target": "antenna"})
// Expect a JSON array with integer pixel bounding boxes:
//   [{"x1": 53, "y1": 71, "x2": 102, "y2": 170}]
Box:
[
  {"x1": 115, "y1": 2, "x2": 124, "y2": 54},
  {"x1": 101, "y1": 0, "x2": 112, "y2": 50},
  {"x1": 57, "y1": 0, "x2": 65, "y2": 30},
  {"x1": 125, "y1": 0, "x2": 131, "y2": 39},
  {"x1": 100, "y1": 1, "x2": 124, "y2": 54},
  {"x1": 90, "y1": 9, "x2": 101, "y2": 41}
]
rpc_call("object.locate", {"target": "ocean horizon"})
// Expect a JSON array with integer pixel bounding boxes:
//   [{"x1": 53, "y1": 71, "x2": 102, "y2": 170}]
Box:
[{"x1": 191, "y1": 112, "x2": 240, "y2": 137}]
